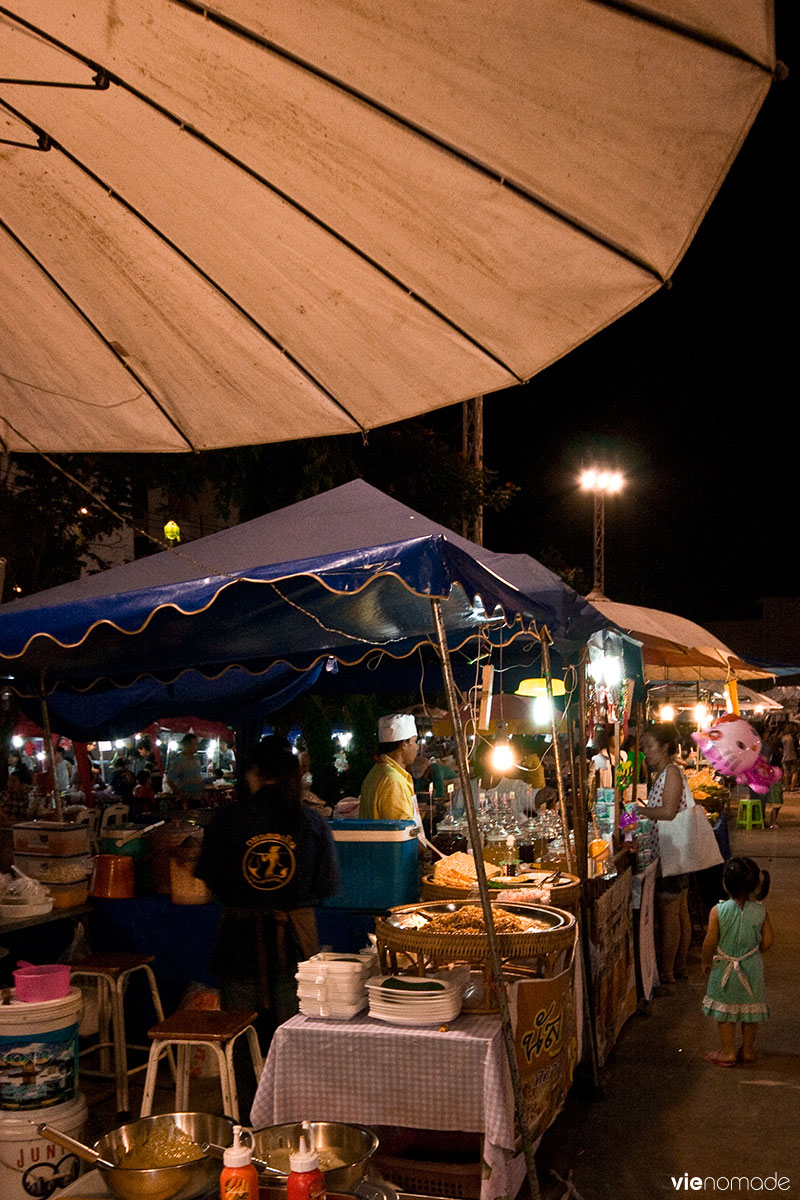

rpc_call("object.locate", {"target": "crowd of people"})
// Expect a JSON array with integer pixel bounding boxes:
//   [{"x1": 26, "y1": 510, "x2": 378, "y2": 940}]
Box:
[{"x1": 0, "y1": 732, "x2": 238, "y2": 826}]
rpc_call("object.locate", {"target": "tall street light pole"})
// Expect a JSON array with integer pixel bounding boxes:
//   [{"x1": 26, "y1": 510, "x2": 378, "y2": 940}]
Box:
[{"x1": 579, "y1": 468, "x2": 624, "y2": 596}]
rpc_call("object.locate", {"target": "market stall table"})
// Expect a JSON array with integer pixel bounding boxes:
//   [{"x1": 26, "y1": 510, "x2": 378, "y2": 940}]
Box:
[{"x1": 251, "y1": 1011, "x2": 527, "y2": 1200}]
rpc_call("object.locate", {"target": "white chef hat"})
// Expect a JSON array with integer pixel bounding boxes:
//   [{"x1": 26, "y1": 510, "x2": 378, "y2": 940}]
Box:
[{"x1": 377, "y1": 713, "x2": 418, "y2": 742}]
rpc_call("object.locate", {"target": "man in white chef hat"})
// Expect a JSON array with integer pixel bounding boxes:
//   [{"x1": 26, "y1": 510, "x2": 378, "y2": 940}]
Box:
[{"x1": 358, "y1": 713, "x2": 419, "y2": 820}]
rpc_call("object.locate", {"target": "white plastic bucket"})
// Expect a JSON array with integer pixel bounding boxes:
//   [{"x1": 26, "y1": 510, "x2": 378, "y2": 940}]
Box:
[
  {"x1": 0, "y1": 989, "x2": 83, "y2": 1112},
  {"x1": 0, "y1": 1091, "x2": 87, "y2": 1199}
]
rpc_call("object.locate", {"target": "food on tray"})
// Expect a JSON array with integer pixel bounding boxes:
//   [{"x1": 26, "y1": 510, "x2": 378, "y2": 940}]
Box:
[
  {"x1": 686, "y1": 768, "x2": 729, "y2": 804},
  {"x1": 118, "y1": 1124, "x2": 205, "y2": 1168},
  {"x1": 432, "y1": 852, "x2": 500, "y2": 889},
  {"x1": 261, "y1": 1147, "x2": 347, "y2": 1174},
  {"x1": 421, "y1": 904, "x2": 547, "y2": 935}
]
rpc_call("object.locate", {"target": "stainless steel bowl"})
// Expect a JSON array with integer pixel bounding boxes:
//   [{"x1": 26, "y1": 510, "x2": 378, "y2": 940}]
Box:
[
  {"x1": 252, "y1": 1121, "x2": 379, "y2": 1192},
  {"x1": 94, "y1": 1112, "x2": 235, "y2": 1200}
]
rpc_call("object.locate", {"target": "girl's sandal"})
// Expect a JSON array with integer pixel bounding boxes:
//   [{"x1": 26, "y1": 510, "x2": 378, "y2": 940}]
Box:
[{"x1": 704, "y1": 1052, "x2": 736, "y2": 1068}]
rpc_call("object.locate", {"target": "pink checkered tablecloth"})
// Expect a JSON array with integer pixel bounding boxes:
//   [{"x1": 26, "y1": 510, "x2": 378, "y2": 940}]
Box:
[{"x1": 250, "y1": 1011, "x2": 526, "y2": 1200}]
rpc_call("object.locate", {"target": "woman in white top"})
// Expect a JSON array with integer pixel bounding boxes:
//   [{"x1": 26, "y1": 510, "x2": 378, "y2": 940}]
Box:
[{"x1": 639, "y1": 724, "x2": 695, "y2": 985}]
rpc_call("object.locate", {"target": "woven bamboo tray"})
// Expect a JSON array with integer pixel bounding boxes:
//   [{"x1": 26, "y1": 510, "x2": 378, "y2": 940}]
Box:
[
  {"x1": 376, "y1": 900, "x2": 576, "y2": 967},
  {"x1": 421, "y1": 870, "x2": 580, "y2": 913}
]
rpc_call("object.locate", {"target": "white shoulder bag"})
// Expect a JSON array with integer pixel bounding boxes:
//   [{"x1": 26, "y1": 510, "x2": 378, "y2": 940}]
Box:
[{"x1": 657, "y1": 790, "x2": 723, "y2": 877}]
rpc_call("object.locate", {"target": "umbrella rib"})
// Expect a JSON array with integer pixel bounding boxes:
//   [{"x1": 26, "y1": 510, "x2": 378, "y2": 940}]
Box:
[
  {"x1": 0, "y1": 213, "x2": 196, "y2": 451},
  {"x1": 590, "y1": 0, "x2": 776, "y2": 73}
]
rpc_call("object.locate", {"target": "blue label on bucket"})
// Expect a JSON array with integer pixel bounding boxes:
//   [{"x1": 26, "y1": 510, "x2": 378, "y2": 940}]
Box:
[{"x1": 0, "y1": 1023, "x2": 78, "y2": 1110}]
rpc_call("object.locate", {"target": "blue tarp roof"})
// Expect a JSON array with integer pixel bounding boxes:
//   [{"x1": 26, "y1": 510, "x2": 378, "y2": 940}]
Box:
[{"x1": 0, "y1": 481, "x2": 608, "y2": 738}]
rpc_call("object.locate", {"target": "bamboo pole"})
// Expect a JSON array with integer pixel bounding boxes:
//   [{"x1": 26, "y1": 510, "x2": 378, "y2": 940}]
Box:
[
  {"x1": 576, "y1": 649, "x2": 602, "y2": 1090},
  {"x1": 540, "y1": 632, "x2": 575, "y2": 874},
  {"x1": 430, "y1": 600, "x2": 541, "y2": 1200}
]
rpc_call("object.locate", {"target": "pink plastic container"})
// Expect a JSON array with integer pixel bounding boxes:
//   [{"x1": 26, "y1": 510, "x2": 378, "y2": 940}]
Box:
[{"x1": 13, "y1": 963, "x2": 71, "y2": 1002}]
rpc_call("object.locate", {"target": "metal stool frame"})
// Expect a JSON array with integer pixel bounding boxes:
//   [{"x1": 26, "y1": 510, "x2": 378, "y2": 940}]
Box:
[
  {"x1": 139, "y1": 1009, "x2": 263, "y2": 1123},
  {"x1": 72, "y1": 953, "x2": 173, "y2": 1117}
]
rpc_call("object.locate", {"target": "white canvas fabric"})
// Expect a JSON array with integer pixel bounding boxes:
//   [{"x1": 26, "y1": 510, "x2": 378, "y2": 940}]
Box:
[{"x1": 0, "y1": 1, "x2": 776, "y2": 452}]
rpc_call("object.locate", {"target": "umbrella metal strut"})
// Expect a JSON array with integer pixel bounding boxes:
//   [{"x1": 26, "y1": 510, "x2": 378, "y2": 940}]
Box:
[{"x1": 430, "y1": 599, "x2": 541, "y2": 1200}]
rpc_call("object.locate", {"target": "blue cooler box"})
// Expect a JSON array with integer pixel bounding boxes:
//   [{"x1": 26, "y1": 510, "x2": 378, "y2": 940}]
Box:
[{"x1": 322, "y1": 819, "x2": 420, "y2": 910}]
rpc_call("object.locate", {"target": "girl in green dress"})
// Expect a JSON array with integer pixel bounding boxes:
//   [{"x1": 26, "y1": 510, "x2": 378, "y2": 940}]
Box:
[{"x1": 701, "y1": 857, "x2": 773, "y2": 1066}]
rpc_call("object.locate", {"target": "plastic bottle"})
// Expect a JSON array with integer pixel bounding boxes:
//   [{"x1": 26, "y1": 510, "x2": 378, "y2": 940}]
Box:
[
  {"x1": 219, "y1": 1125, "x2": 259, "y2": 1200},
  {"x1": 287, "y1": 1134, "x2": 327, "y2": 1200}
]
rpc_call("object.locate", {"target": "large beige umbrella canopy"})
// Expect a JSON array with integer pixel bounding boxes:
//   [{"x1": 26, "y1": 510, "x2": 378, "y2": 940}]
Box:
[
  {"x1": 0, "y1": 1, "x2": 776, "y2": 453},
  {"x1": 586, "y1": 594, "x2": 774, "y2": 683}
]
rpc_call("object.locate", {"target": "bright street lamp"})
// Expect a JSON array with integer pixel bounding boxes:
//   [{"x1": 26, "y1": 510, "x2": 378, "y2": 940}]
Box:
[{"x1": 579, "y1": 467, "x2": 625, "y2": 595}]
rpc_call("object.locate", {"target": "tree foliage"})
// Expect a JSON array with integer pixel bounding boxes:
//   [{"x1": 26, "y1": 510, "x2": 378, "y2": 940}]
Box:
[{"x1": 0, "y1": 454, "x2": 135, "y2": 599}]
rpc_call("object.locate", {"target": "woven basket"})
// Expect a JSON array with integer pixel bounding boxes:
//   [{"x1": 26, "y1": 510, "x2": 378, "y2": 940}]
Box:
[
  {"x1": 375, "y1": 1154, "x2": 482, "y2": 1199},
  {"x1": 421, "y1": 872, "x2": 580, "y2": 913},
  {"x1": 375, "y1": 900, "x2": 576, "y2": 967}
]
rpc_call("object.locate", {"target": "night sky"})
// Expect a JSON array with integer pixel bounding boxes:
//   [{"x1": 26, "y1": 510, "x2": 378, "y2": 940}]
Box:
[{"x1": 479, "y1": 8, "x2": 796, "y2": 625}]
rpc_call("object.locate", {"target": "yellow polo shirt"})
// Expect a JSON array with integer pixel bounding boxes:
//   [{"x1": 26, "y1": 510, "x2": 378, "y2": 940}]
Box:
[{"x1": 358, "y1": 756, "x2": 416, "y2": 821}]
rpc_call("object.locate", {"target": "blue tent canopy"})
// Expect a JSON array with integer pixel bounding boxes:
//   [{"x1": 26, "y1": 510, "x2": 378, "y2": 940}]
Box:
[{"x1": 0, "y1": 482, "x2": 608, "y2": 739}]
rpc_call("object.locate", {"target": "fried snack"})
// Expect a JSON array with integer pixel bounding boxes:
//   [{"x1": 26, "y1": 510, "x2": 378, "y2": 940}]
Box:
[
  {"x1": 118, "y1": 1124, "x2": 205, "y2": 1169},
  {"x1": 422, "y1": 904, "x2": 546, "y2": 934},
  {"x1": 432, "y1": 852, "x2": 500, "y2": 889}
]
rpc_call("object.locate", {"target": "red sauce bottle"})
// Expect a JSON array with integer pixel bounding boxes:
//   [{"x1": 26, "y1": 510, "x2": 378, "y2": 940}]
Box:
[
  {"x1": 220, "y1": 1125, "x2": 259, "y2": 1200},
  {"x1": 287, "y1": 1135, "x2": 326, "y2": 1200}
]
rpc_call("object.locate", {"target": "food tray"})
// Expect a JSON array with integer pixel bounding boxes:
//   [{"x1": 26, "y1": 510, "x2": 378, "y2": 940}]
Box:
[
  {"x1": 421, "y1": 870, "x2": 580, "y2": 911},
  {"x1": 375, "y1": 900, "x2": 576, "y2": 964}
]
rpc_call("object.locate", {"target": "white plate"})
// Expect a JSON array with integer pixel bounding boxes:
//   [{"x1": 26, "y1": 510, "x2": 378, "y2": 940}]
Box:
[
  {"x1": 365, "y1": 986, "x2": 459, "y2": 1001},
  {"x1": 368, "y1": 1008, "x2": 462, "y2": 1027},
  {"x1": 369, "y1": 999, "x2": 461, "y2": 1019}
]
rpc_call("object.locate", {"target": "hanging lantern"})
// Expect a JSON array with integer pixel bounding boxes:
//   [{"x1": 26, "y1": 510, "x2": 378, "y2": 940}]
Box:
[{"x1": 163, "y1": 519, "x2": 181, "y2": 544}]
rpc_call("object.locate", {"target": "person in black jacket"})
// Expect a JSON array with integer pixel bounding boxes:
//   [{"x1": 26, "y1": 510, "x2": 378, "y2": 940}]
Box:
[{"x1": 196, "y1": 736, "x2": 340, "y2": 1058}]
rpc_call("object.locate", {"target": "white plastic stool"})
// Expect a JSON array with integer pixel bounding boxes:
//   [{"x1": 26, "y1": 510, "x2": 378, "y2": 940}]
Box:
[{"x1": 140, "y1": 1009, "x2": 263, "y2": 1122}]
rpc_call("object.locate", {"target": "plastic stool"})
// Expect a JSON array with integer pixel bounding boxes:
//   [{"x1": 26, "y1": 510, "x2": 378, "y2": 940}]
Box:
[
  {"x1": 72, "y1": 952, "x2": 172, "y2": 1117},
  {"x1": 736, "y1": 798, "x2": 765, "y2": 830},
  {"x1": 140, "y1": 1008, "x2": 263, "y2": 1122}
]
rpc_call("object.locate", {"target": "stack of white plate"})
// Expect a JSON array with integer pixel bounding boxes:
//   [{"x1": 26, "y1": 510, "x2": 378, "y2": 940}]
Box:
[
  {"x1": 296, "y1": 950, "x2": 377, "y2": 1020},
  {"x1": 365, "y1": 975, "x2": 463, "y2": 1026}
]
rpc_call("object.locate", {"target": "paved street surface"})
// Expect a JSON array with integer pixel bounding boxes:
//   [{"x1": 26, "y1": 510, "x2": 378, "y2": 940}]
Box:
[{"x1": 536, "y1": 793, "x2": 800, "y2": 1200}]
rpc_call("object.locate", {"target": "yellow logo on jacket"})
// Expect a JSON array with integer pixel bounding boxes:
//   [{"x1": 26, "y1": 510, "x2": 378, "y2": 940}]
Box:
[{"x1": 243, "y1": 833, "x2": 297, "y2": 891}]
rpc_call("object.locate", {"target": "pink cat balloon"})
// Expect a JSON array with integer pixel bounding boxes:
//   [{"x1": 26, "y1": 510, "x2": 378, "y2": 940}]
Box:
[{"x1": 691, "y1": 714, "x2": 781, "y2": 794}]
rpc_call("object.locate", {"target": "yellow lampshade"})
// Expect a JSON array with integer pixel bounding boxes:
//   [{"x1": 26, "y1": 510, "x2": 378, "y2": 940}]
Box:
[{"x1": 515, "y1": 677, "x2": 566, "y2": 697}]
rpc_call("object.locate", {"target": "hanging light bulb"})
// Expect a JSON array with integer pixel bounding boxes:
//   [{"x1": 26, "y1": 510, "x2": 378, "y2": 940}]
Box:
[
  {"x1": 532, "y1": 695, "x2": 552, "y2": 726},
  {"x1": 694, "y1": 702, "x2": 710, "y2": 728},
  {"x1": 488, "y1": 723, "x2": 517, "y2": 775},
  {"x1": 659, "y1": 704, "x2": 676, "y2": 722}
]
